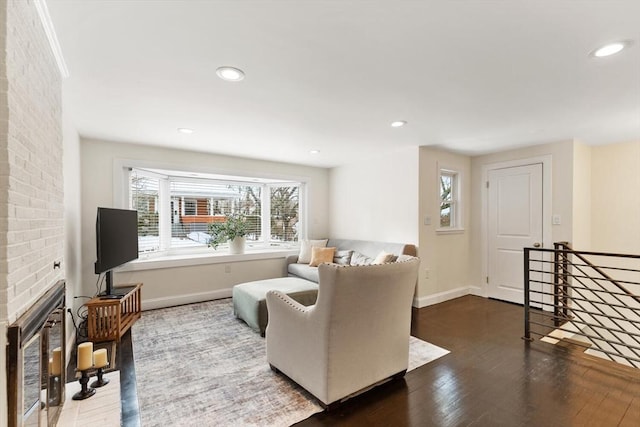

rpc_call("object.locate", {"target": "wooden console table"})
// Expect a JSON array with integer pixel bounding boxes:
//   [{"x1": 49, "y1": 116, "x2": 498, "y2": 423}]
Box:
[{"x1": 86, "y1": 283, "x2": 142, "y2": 342}]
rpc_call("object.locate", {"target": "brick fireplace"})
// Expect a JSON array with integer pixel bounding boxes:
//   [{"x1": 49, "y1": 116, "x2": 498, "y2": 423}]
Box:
[
  {"x1": 6, "y1": 281, "x2": 66, "y2": 427},
  {"x1": 1, "y1": 1, "x2": 67, "y2": 426}
]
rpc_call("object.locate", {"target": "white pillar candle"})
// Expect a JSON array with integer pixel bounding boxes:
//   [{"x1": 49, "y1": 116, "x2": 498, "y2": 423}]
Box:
[
  {"x1": 77, "y1": 342, "x2": 93, "y2": 371},
  {"x1": 50, "y1": 347, "x2": 62, "y2": 376},
  {"x1": 93, "y1": 348, "x2": 108, "y2": 369}
]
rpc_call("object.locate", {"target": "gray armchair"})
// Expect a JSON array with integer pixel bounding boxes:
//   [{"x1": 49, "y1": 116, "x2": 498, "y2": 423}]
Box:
[{"x1": 265, "y1": 258, "x2": 420, "y2": 408}]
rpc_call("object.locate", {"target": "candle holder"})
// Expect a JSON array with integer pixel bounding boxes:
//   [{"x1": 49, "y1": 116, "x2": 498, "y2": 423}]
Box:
[
  {"x1": 72, "y1": 369, "x2": 96, "y2": 400},
  {"x1": 48, "y1": 375, "x2": 61, "y2": 406},
  {"x1": 90, "y1": 366, "x2": 110, "y2": 388}
]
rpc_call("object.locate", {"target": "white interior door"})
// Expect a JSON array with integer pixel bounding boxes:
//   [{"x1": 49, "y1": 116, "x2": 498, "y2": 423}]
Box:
[{"x1": 487, "y1": 163, "x2": 543, "y2": 304}]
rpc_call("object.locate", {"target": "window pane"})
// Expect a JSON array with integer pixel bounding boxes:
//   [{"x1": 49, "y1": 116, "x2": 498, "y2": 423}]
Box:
[
  {"x1": 440, "y1": 203, "x2": 451, "y2": 227},
  {"x1": 270, "y1": 186, "x2": 299, "y2": 243},
  {"x1": 440, "y1": 172, "x2": 455, "y2": 228},
  {"x1": 235, "y1": 186, "x2": 262, "y2": 242},
  {"x1": 131, "y1": 174, "x2": 159, "y2": 253},
  {"x1": 440, "y1": 175, "x2": 452, "y2": 202},
  {"x1": 169, "y1": 180, "x2": 262, "y2": 247}
]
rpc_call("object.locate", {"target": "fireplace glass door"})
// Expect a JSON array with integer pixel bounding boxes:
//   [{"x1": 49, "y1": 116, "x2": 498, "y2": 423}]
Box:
[
  {"x1": 7, "y1": 281, "x2": 66, "y2": 427},
  {"x1": 21, "y1": 334, "x2": 41, "y2": 426}
]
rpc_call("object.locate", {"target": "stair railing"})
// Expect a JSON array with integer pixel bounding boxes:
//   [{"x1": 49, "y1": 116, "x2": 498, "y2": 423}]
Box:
[{"x1": 524, "y1": 243, "x2": 640, "y2": 369}]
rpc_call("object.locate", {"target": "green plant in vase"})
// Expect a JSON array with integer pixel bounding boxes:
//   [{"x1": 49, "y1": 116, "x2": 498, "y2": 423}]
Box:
[{"x1": 208, "y1": 213, "x2": 248, "y2": 254}]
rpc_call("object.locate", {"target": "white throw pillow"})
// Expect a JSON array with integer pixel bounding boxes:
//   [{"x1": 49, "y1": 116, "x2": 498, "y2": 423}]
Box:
[
  {"x1": 333, "y1": 250, "x2": 353, "y2": 265},
  {"x1": 350, "y1": 251, "x2": 373, "y2": 266},
  {"x1": 298, "y1": 239, "x2": 329, "y2": 264},
  {"x1": 372, "y1": 251, "x2": 396, "y2": 265}
]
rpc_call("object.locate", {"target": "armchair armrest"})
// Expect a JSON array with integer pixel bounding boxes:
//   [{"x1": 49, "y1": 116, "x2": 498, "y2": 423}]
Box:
[
  {"x1": 266, "y1": 290, "x2": 310, "y2": 316},
  {"x1": 265, "y1": 290, "x2": 327, "y2": 398}
]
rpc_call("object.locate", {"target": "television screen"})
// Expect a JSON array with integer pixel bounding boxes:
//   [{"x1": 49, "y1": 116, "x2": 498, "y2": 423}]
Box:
[{"x1": 95, "y1": 207, "x2": 139, "y2": 274}]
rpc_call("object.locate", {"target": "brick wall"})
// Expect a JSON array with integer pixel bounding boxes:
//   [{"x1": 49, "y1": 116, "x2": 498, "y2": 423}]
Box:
[
  {"x1": 1, "y1": 0, "x2": 64, "y2": 324},
  {"x1": 1, "y1": 0, "x2": 9, "y2": 322}
]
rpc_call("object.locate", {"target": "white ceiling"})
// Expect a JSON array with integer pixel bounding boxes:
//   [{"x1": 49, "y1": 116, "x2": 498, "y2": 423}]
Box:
[{"x1": 46, "y1": 0, "x2": 640, "y2": 168}]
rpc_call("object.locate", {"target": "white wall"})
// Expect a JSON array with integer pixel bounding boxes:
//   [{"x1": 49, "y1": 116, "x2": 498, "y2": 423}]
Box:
[
  {"x1": 469, "y1": 140, "x2": 576, "y2": 291},
  {"x1": 62, "y1": 103, "x2": 81, "y2": 352},
  {"x1": 416, "y1": 147, "x2": 472, "y2": 306},
  {"x1": 80, "y1": 139, "x2": 330, "y2": 308},
  {"x1": 329, "y1": 147, "x2": 419, "y2": 245},
  {"x1": 591, "y1": 141, "x2": 640, "y2": 254},
  {"x1": 572, "y1": 141, "x2": 592, "y2": 250}
]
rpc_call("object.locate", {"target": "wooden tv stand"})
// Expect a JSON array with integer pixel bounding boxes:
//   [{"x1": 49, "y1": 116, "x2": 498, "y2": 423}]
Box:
[{"x1": 86, "y1": 283, "x2": 142, "y2": 342}]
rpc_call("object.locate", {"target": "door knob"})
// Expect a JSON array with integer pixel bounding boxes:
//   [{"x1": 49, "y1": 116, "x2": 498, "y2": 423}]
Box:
[{"x1": 533, "y1": 242, "x2": 541, "y2": 248}]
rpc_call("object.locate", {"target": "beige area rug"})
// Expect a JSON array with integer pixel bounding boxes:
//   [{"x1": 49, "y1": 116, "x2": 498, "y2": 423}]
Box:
[{"x1": 132, "y1": 299, "x2": 449, "y2": 427}]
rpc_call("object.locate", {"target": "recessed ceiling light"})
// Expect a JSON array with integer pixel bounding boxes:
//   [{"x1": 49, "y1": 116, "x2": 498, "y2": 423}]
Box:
[
  {"x1": 216, "y1": 66, "x2": 245, "y2": 82},
  {"x1": 177, "y1": 128, "x2": 194, "y2": 134},
  {"x1": 590, "y1": 41, "x2": 633, "y2": 58},
  {"x1": 391, "y1": 121, "x2": 407, "y2": 128},
  {"x1": 309, "y1": 150, "x2": 320, "y2": 155}
]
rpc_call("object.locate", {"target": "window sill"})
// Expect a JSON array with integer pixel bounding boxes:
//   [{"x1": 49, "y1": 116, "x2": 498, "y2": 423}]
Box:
[
  {"x1": 436, "y1": 228, "x2": 465, "y2": 235},
  {"x1": 118, "y1": 248, "x2": 299, "y2": 272}
]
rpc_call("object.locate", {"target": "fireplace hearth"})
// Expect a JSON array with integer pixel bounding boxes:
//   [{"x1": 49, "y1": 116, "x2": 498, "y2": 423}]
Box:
[{"x1": 6, "y1": 280, "x2": 66, "y2": 427}]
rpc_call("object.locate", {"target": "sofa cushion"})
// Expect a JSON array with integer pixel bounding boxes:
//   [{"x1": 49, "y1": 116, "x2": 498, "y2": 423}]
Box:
[
  {"x1": 288, "y1": 263, "x2": 320, "y2": 282},
  {"x1": 327, "y1": 239, "x2": 415, "y2": 259},
  {"x1": 350, "y1": 251, "x2": 373, "y2": 266},
  {"x1": 372, "y1": 251, "x2": 396, "y2": 264},
  {"x1": 309, "y1": 246, "x2": 335, "y2": 267},
  {"x1": 396, "y1": 254, "x2": 416, "y2": 262},
  {"x1": 298, "y1": 239, "x2": 329, "y2": 264},
  {"x1": 333, "y1": 250, "x2": 353, "y2": 265}
]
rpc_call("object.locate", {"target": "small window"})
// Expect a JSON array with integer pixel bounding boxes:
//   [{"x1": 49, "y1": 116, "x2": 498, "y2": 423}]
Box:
[
  {"x1": 183, "y1": 198, "x2": 197, "y2": 216},
  {"x1": 439, "y1": 169, "x2": 459, "y2": 228}
]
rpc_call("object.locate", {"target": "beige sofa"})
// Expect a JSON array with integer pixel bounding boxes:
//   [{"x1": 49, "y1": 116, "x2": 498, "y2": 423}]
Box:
[
  {"x1": 233, "y1": 239, "x2": 418, "y2": 336},
  {"x1": 266, "y1": 258, "x2": 420, "y2": 408},
  {"x1": 286, "y1": 238, "x2": 417, "y2": 282}
]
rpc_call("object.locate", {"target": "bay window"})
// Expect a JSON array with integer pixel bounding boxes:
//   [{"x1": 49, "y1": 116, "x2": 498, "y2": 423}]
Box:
[{"x1": 127, "y1": 167, "x2": 303, "y2": 256}]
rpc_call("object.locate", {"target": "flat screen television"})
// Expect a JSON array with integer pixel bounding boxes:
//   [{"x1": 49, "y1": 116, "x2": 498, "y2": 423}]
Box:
[{"x1": 94, "y1": 207, "x2": 139, "y2": 297}]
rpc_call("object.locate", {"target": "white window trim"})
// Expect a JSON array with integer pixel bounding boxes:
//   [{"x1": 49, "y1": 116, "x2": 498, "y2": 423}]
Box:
[
  {"x1": 113, "y1": 159, "x2": 308, "y2": 262},
  {"x1": 437, "y1": 166, "x2": 465, "y2": 233}
]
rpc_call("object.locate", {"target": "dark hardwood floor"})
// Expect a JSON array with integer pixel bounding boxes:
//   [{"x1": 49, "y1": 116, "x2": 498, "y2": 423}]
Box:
[
  {"x1": 296, "y1": 296, "x2": 639, "y2": 426},
  {"x1": 115, "y1": 295, "x2": 639, "y2": 426}
]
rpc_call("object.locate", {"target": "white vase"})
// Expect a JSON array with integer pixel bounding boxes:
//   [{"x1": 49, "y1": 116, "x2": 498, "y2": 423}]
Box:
[{"x1": 229, "y1": 236, "x2": 246, "y2": 254}]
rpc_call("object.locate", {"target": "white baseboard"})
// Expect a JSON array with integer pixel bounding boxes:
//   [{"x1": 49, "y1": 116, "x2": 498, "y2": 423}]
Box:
[
  {"x1": 412, "y1": 286, "x2": 472, "y2": 308},
  {"x1": 468, "y1": 285, "x2": 484, "y2": 297},
  {"x1": 142, "y1": 288, "x2": 233, "y2": 311}
]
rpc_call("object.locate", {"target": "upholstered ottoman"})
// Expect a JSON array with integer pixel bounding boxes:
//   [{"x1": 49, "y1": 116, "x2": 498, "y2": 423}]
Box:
[{"x1": 232, "y1": 277, "x2": 319, "y2": 335}]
